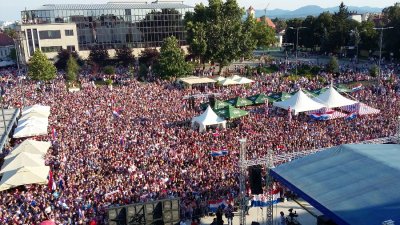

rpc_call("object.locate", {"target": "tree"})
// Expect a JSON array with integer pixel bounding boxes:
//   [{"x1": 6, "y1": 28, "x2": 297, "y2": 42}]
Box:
[
  {"x1": 369, "y1": 64, "x2": 379, "y2": 77},
  {"x1": 156, "y1": 36, "x2": 192, "y2": 79},
  {"x1": 55, "y1": 49, "x2": 84, "y2": 71},
  {"x1": 272, "y1": 18, "x2": 287, "y2": 32},
  {"x1": 66, "y1": 56, "x2": 80, "y2": 82},
  {"x1": 138, "y1": 48, "x2": 160, "y2": 67},
  {"x1": 103, "y1": 66, "x2": 115, "y2": 75},
  {"x1": 28, "y1": 50, "x2": 57, "y2": 81},
  {"x1": 115, "y1": 46, "x2": 135, "y2": 66},
  {"x1": 251, "y1": 19, "x2": 276, "y2": 49},
  {"x1": 326, "y1": 56, "x2": 339, "y2": 73},
  {"x1": 88, "y1": 46, "x2": 109, "y2": 66},
  {"x1": 185, "y1": 0, "x2": 255, "y2": 73},
  {"x1": 382, "y1": 3, "x2": 400, "y2": 58},
  {"x1": 185, "y1": 21, "x2": 207, "y2": 63}
]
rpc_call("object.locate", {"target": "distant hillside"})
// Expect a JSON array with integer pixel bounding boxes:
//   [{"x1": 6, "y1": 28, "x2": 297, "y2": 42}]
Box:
[{"x1": 254, "y1": 5, "x2": 383, "y2": 19}]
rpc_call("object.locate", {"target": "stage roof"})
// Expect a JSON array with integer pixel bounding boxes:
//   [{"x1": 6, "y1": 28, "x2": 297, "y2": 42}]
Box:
[
  {"x1": 270, "y1": 144, "x2": 400, "y2": 225},
  {"x1": 0, "y1": 108, "x2": 20, "y2": 152}
]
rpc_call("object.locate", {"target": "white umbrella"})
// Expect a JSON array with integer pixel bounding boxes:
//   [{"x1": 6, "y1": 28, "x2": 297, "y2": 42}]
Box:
[
  {"x1": 1, "y1": 152, "x2": 45, "y2": 174},
  {"x1": 0, "y1": 166, "x2": 50, "y2": 191}
]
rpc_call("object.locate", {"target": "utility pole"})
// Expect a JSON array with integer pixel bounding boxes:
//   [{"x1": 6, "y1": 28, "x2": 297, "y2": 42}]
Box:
[
  {"x1": 288, "y1": 27, "x2": 306, "y2": 76},
  {"x1": 373, "y1": 27, "x2": 393, "y2": 78}
]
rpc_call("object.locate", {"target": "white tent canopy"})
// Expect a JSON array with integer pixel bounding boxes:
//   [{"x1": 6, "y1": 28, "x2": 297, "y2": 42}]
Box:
[
  {"x1": 22, "y1": 105, "x2": 51, "y2": 117},
  {"x1": 13, "y1": 123, "x2": 48, "y2": 138},
  {"x1": 1, "y1": 152, "x2": 45, "y2": 174},
  {"x1": 213, "y1": 76, "x2": 226, "y2": 82},
  {"x1": 191, "y1": 105, "x2": 226, "y2": 132},
  {"x1": 313, "y1": 85, "x2": 358, "y2": 108},
  {"x1": 17, "y1": 118, "x2": 49, "y2": 128},
  {"x1": 228, "y1": 75, "x2": 242, "y2": 81},
  {"x1": 20, "y1": 113, "x2": 49, "y2": 121},
  {"x1": 6, "y1": 140, "x2": 51, "y2": 159},
  {"x1": 0, "y1": 166, "x2": 50, "y2": 191},
  {"x1": 219, "y1": 78, "x2": 239, "y2": 86},
  {"x1": 273, "y1": 89, "x2": 325, "y2": 115},
  {"x1": 235, "y1": 77, "x2": 255, "y2": 84}
]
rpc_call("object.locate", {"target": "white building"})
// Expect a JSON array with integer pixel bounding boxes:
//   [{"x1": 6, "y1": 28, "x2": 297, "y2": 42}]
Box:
[{"x1": 0, "y1": 33, "x2": 14, "y2": 61}]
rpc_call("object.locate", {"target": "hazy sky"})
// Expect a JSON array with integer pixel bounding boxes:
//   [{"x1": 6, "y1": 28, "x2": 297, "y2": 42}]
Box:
[{"x1": 0, "y1": 0, "x2": 398, "y2": 21}]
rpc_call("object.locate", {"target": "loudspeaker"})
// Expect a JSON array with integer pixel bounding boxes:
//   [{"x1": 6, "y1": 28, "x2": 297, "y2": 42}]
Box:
[
  {"x1": 251, "y1": 222, "x2": 261, "y2": 225},
  {"x1": 249, "y1": 166, "x2": 263, "y2": 194}
]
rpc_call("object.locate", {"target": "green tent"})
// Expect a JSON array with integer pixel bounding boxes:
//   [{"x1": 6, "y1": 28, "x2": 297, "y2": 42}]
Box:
[
  {"x1": 200, "y1": 100, "x2": 231, "y2": 110},
  {"x1": 303, "y1": 90, "x2": 318, "y2": 98},
  {"x1": 336, "y1": 84, "x2": 352, "y2": 93},
  {"x1": 269, "y1": 92, "x2": 293, "y2": 102},
  {"x1": 247, "y1": 94, "x2": 269, "y2": 105},
  {"x1": 225, "y1": 97, "x2": 253, "y2": 107},
  {"x1": 215, "y1": 105, "x2": 249, "y2": 119},
  {"x1": 311, "y1": 87, "x2": 328, "y2": 96}
]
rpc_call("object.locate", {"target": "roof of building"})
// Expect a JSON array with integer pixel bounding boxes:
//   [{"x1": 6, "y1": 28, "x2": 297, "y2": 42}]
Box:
[
  {"x1": 270, "y1": 144, "x2": 400, "y2": 225},
  {"x1": 0, "y1": 108, "x2": 20, "y2": 153},
  {"x1": 256, "y1": 16, "x2": 276, "y2": 29},
  {"x1": 31, "y1": 3, "x2": 193, "y2": 11},
  {"x1": 0, "y1": 33, "x2": 14, "y2": 47}
]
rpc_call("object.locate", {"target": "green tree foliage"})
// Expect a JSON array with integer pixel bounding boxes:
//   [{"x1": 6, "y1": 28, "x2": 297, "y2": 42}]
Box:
[
  {"x1": 88, "y1": 46, "x2": 109, "y2": 66},
  {"x1": 382, "y1": 3, "x2": 400, "y2": 58},
  {"x1": 369, "y1": 64, "x2": 379, "y2": 77},
  {"x1": 185, "y1": 21, "x2": 207, "y2": 63},
  {"x1": 138, "y1": 48, "x2": 160, "y2": 67},
  {"x1": 156, "y1": 36, "x2": 192, "y2": 79},
  {"x1": 115, "y1": 46, "x2": 135, "y2": 66},
  {"x1": 66, "y1": 56, "x2": 80, "y2": 82},
  {"x1": 54, "y1": 49, "x2": 84, "y2": 71},
  {"x1": 272, "y1": 18, "x2": 287, "y2": 32},
  {"x1": 250, "y1": 18, "x2": 276, "y2": 49},
  {"x1": 185, "y1": 0, "x2": 255, "y2": 73},
  {"x1": 326, "y1": 56, "x2": 339, "y2": 73},
  {"x1": 103, "y1": 66, "x2": 115, "y2": 75},
  {"x1": 28, "y1": 50, "x2": 57, "y2": 81}
]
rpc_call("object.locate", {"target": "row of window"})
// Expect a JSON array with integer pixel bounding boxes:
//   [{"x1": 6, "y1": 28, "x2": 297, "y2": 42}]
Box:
[
  {"x1": 41, "y1": 45, "x2": 75, "y2": 53},
  {"x1": 0, "y1": 49, "x2": 10, "y2": 57},
  {"x1": 37, "y1": 29, "x2": 74, "y2": 40}
]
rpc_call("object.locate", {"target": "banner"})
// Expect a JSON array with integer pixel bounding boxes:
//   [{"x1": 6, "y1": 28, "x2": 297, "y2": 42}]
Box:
[
  {"x1": 208, "y1": 199, "x2": 228, "y2": 212},
  {"x1": 251, "y1": 189, "x2": 280, "y2": 207}
]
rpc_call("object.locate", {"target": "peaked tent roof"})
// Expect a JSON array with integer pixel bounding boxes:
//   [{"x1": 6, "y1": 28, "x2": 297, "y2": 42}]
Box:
[
  {"x1": 13, "y1": 123, "x2": 48, "y2": 138},
  {"x1": 213, "y1": 76, "x2": 226, "y2": 82},
  {"x1": 215, "y1": 105, "x2": 249, "y2": 119},
  {"x1": 235, "y1": 77, "x2": 255, "y2": 84},
  {"x1": 219, "y1": 78, "x2": 239, "y2": 86},
  {"x1": 313, "y1": 86, "x2": 358, "y2": 108},
  {"x1": 191, "y1": 105, "x2": 226, "y2": 126},
  {"x1": 200, "y1": 100, "x2": 231, "y2": 110},
  {"x1": 247, "y1": 93, "x2": 268, "y2": 104},
  {"x1": 273, "y1": 89, "x2": 325, "y2": 114},
  {"x1": 0, "y1": 166, "x2": 50, "y2": 191},
  {"x1": 22, "y1": 105, "x2": 51, "y2": 117},
  {"x1": 1, "y1": 152, "x2": 45, "y2": 174},
  {"x1": 225, "y1": 97, "x2": 254, "y2": 107},
  {"x1": 6, "y1": 140, "x2": 51, "y2": 159},
  {"x1": 270, "y1": 144, "x2": 400, "y2": 225}
]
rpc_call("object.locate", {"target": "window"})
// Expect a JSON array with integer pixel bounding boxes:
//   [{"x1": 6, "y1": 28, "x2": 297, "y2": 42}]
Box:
[
  {"x1": 41, "y1": 46, "x2": 62, "y2": 53},
  {"x1": 65, "y1": 29, "x2": 74, "y2": 36},
  {"x1": 39, "y1": 30, "x2": 61, "y2": 39},
  {"x1": 67, "y1": 45, "x2": 75, "y2": 51}
]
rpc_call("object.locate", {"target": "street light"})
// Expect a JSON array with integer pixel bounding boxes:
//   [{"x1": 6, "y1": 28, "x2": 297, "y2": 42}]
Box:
[
  {"x1": 373, "y1": 26, "x2": 394, "y2": 78},
  {"x1": 288, "y1": 26, "x2": 307, "y2": 76}
]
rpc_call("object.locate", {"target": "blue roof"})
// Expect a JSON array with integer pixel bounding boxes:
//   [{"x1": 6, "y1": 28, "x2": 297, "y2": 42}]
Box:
[{"x1": 270, "y1": 144, "x2": 400, "y2": 225}]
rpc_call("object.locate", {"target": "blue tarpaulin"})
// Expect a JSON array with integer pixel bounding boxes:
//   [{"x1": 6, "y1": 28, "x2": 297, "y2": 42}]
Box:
[{"x1": 270, "y1": 144, "x2": 400, "y2": 225}]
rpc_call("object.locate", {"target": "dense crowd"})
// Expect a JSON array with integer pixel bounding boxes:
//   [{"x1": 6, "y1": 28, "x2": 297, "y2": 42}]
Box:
[{"x1": 0, "y1": 60, "x2": 399, "y2": 224}]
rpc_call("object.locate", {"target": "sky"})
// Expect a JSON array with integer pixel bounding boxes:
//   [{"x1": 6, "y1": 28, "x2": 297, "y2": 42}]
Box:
[{"x1": 0, "y1": 0, "x2": 398, "y2": 21}]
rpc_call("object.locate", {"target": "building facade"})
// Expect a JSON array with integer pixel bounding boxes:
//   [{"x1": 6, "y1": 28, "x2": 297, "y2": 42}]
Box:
[
  {"x1": 0, "y1": 33, "x2": 14, "y2": 61},
  {"x1": 18, "y1": 3, "x2": 193, "y2": 61}
]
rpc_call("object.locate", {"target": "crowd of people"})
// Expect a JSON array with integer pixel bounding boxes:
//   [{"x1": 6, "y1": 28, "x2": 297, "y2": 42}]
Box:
[{"x1": 0, "y1": 59, "x2": 398, "y2": 224}]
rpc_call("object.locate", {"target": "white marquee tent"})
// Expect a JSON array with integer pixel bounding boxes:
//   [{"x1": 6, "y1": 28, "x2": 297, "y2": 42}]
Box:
[
  {"x1": 191, "y1": 105, "x2": 226, "y2": 132},
  {"x1": 6, "y1": 140, "x2": 51, "y2": 159},
  {"x1": 273, "y1": 89, "x2": 326, "y2": 115},
  {"x1": 13, "y1": 123, "x2": 48, "y2": 138},
  {"x1": 22, "y1": 105, "x2": 51, "y2": 117},
  {"x1": 0, "y1": 166, "x2": 50, "y2": 191},
  {"x1": 219, "y1": 78, "x2": 240, "y2": 86},
  {"x1": 313, "y1": 85, "x2": 358, "y2": 108},
  {"x1": 0, "y1": 152, "x2": 45, "y2": 174},
  {"x1": 20, "y1": 113, "x2": 48, "y2": 121},
  {"x1": 235, "y1": 77, "x2": 255, "y2": 84}
]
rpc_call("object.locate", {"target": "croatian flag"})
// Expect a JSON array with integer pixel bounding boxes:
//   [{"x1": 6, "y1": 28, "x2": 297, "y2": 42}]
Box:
[
  {"x1": 210, "y1": 149, "x2": 229, "y2": 157},
  {"x1": 310, "y1": 111, "x2": 334, "y2": 120},
  {"x1": 208, "y1": 199, "x2": 228, "y2": 212},
  {"x1": 51, "y1": 128, "x2": 57, "y2": 140},
  {"x1": 352, "y1": 84, "x2": 363, "y2": 92},
  {"x1": 112, "y1": 107, "x2": 123, "y2": 117},
  {"x1": 345, "y1": 112, "x2": 357, "y2": 120},
  {"x1": 251, "y1": 189, "x2": 280, "y2": 207}
]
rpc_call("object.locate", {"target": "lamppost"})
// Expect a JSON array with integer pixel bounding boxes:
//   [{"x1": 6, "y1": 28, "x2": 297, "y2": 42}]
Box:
[
  {"x1": 373, "y1": 26, "x2": 394, "y2": 78},
  {"x1": 288, "y1": 26, "x2": 307, "y2": 76}
]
